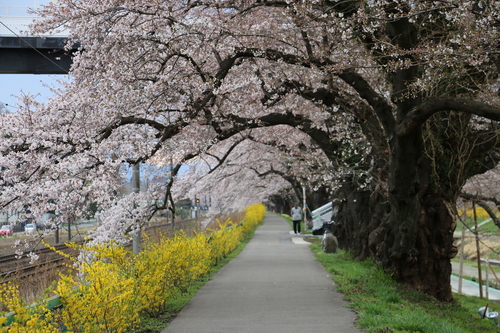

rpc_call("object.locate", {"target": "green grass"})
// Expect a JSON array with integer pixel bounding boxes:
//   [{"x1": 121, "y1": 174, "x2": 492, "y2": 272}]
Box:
[
  {"x1": 311, "y1": 245, "x2": 500, "y2": 333},
  {"x1": 455, "y1": 216, "x2": 500, "y2": 235},
  {"x1": 477, "y1": 220, "x2": 500, "y2": 234},
  {"x1": 454, "y1": 293, "x2": 500, "y2": 317}
]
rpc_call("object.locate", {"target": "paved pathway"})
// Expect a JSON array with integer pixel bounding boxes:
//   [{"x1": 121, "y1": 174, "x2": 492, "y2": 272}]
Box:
[
  {"x1": 451, "y1": 262, "x2": 500, "y2": 300},
  {"x1": 162, "y1": 213, "x2": 361, "y2": 333}
]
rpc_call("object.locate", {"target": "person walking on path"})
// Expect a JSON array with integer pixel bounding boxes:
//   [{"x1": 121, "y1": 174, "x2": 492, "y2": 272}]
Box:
[{"x1": 291, "y1": 202, "x2": 302, "y2": 235}]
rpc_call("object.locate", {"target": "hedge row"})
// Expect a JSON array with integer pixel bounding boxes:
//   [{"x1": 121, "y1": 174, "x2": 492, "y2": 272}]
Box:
[{"x1": 0, "y1": 203, "x2": 266, "y2": 333}]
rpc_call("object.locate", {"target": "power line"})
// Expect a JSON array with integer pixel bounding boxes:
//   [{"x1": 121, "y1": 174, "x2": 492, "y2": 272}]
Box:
[{"x1": 458, "y1": 214, "x2": 500, "y2": 256}]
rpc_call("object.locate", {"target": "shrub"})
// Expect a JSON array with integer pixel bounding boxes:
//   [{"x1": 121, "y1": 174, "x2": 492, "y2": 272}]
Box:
[
  {"x1": 0, "y1": 283, "x2": 59, "y2": 333},
  {"x1": 457, "y1": 207, "x2": 495, "y2": 219},
  {"x1": 240, "y1": 204, "x2": 266, "y2": 234},
  {"x1": 207, "y1": 219, "x2": 242, "y2": 265},
  {"x1": 55, "y1": 242, "x2": 142, "y2": 333},
  {"x1": 0, "y1": 203, "x2": 266, "y2": 332}
]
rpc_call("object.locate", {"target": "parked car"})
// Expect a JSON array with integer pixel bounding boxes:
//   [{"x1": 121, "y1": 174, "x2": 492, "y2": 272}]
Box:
[
  {"x1": 0, "y1": 224, "x2": 13, "y2": 236},
  {"x1": 24, "y1": 223, "x2": 36, "y2": 235}
]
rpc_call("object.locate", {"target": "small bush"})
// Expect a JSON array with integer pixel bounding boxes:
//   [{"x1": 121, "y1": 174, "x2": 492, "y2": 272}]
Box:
[{"x1": 0, "y1": 283, "x2": 59, "y2": 332}]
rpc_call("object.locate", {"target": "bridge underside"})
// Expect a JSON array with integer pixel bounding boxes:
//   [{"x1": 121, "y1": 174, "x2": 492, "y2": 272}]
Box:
[{"x1": 0, "y1": 37, "x2": 74, "y2": 74}]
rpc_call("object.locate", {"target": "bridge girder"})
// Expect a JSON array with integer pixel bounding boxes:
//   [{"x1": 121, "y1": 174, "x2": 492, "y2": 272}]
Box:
[{"x1": 0, "y1": 37, "x2": 75, "y2": 74}]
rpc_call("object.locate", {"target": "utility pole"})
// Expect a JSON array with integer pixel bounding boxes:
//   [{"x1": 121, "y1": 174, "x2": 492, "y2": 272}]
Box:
[
  {"x1": 473, "y1": 201, "x2": 483, "y2": 298},
  {"x1": 132, "y1": 163, "x2": 141, "y2": 253},
  {"x1": 195, "y1": 197, "x2": 200, "y2": 220},
  {"x1": 458, "y1": 200, "x2": 467, "y2": 295},
  {"x1": 67, "y1": 216, "x2": 72, "y2": 242},
  {"x1": 302, "y1": 186, "x2": 307, "y2": 227},
  {"x1": 170, "y1": 156, "x2": 175, "y2": 232}
]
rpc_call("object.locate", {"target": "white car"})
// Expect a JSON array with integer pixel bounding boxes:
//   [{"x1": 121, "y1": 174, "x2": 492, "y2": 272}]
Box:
[{"x1": 25, "y1": 223, "x2": 36, "y2": 235}]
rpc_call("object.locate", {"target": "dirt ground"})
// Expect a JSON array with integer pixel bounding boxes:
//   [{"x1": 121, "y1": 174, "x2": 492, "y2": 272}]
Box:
[{"x1": 455, "y1": 234, "x2": 500, "y2": 261}]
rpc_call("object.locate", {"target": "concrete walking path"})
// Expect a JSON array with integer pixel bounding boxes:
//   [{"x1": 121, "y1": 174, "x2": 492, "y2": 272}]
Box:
[
  {"x1": 451, "y1": 262, "x2": 500, "y2": 300},
  {"x1": 161, "y1": 213, "x2": 361, "y2": 333}
]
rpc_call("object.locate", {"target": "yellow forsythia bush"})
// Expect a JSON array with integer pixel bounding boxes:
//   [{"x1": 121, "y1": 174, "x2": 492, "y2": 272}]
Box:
[
  {"x1": 55, "y1": 242, "x2": 143, "y2": 333},
  {"x1": 0, "y1": 283, "x2": 59, "y2": 333},
  {"x1": 0, "y1": 203, "x2": 266, "y2": 332},
  {"x1": 207, "y1": 219, "x2": 243, "y2": 265},
  {"x1": 205, "y1": 204, "x2": 265, "y2": 265},
  {"x1": 457, "y1": 206, "x2": 494, "y2": 219},
  {"x1": 138, "y1": 231, "x2": 212, "y2": 303},
  {"x1": 241, "y1": 203, "x2": 266, "y2": 234}
]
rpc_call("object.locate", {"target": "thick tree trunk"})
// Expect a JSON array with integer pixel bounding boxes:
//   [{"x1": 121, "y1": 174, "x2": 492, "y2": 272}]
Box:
[
  {"x1": 336, "y1": 179, "x2": 458, "y2": 301},
  {"x1": 336, "y1": 130, "x2": 460, "y2": 301},
  {"x1": 413, "y1": 191, "x2": 458, "y2": 300},
  {"x1": 384, "y1": 128, "x2": 459, "y2": 300},
  {"x1": 335, "y1": 177, "x2": 389, "y2": 261}
]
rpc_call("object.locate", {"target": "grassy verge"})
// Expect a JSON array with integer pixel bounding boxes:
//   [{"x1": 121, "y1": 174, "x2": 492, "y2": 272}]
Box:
[
  {"x1": 130, "y1": 224, "x2": 259, "y2": 333},
  {"x1": 310, "y1": 244, "x2": 500, "y2": 333},
  {"x1": 451, "y1": 257, "x2": 500, "y2": 275}
]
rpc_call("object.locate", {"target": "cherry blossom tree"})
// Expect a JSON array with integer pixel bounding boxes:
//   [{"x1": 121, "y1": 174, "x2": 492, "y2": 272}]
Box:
[
  {"x1": 461, "y1": 165, "x2": 500, "y2": 228},
  {"x1": 174, "y1": 127, "x2": 335, "y2": 216},
  {"x1": 0, "y1": 0, "x2": 496, "y2": 301}
]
